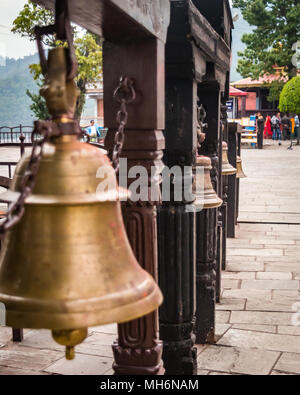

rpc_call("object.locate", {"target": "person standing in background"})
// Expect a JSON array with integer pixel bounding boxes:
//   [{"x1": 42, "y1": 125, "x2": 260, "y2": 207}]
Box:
[
  {"x1": 257, "y1": 112, "x2": 265, "y2": 149},
  {"x1": 271, "y1": 113, "x2": 282, "y2": 146},
  {"x1": 281, "y1": 113, "x2": 292, "y2": 141},
  {"x1": 295, "y1": 115, "x2": 300, "y2": 145},
  {"x1": 264, "y1": 115, "x2": 272, "y2": 139},
  {"x1": 86, "y1": 120, "x2": 104, "y2": 143}
]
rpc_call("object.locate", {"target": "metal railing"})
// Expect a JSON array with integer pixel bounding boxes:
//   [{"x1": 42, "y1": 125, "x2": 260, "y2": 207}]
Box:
[
  {"x1": 0, "y1": 162, "x2": 17, "y2": 180},
  {"x1": 0, "y1": 125, "x2": 34, "y2": 145},
  {"x1": 0, "y1": 125, "x2": 108, "y2": 182}
]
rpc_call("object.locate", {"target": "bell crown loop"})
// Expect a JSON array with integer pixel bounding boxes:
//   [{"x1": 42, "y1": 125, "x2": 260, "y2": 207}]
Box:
[{"x1": 34, "y1": 0, "x2": 78, "y2": 81}]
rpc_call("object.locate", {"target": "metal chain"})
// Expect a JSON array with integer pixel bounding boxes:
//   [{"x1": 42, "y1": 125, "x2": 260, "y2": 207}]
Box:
[
  {"x1": 0, "y1": 124, "x2": 52, "y2": 238},
  {"x1": 0, "y1": 75, "x2": 135, "y2": 236},
  {"x1": 112, "y1": 77, "x2": 136, "y2": 173},
  {"x1": 0, "y1": 2, "x2": 82, "y2": 239},
  {"x1": 0, "y1": 121, "x2": 87, "y2": 239}
]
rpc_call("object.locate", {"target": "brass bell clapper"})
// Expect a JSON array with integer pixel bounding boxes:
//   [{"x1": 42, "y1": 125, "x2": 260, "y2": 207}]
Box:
[{"x1": 0, "y1": 0, "x2": 162, "y2": 361}]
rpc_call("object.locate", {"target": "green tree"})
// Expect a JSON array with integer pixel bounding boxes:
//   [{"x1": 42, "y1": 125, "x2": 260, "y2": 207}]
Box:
[
  {"x1": 266, "y1": 80, "x2": 285, "y2": 103},
  {"x1": 26, "y1": 87, "x2": 50, "y2": 121},
  {"x1": 279, "y1": 76, "x2": 300, "y2": 114},
  {"x1": 233, "y1": 0, "x2": 300, "y2": 79},
  {"x1": 12, "y1": 0, "x2": 102, "y2": 121}
]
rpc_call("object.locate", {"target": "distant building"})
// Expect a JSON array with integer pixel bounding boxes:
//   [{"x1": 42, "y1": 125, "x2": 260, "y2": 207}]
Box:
[
  {"x1": 227, "y1": 86, "x2": 247, "y2": 119},
  {"x1": 81, "y1": 83, "x2": 103, "y2": 127},
  {"x1": 230, "y1": 68, "x2": 287, "y2": 118}
]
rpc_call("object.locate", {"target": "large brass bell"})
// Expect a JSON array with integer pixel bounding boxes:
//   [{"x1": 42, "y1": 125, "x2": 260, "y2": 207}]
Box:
[
  {"x1": 0, "y1": 47, "x2": 162, "y2": 360},
  {"x1": 236, "y1": 156, "x2": 247, "y2": 179},
  {"x1": 0, "y1": 136, "x2": 162, "y2": 359},
  {"x1": 195, "y1": 156, "x2": 223, "y2": 209},
  {"x1": 222, "y1": 142, "x2": 237, "y2": 176}
]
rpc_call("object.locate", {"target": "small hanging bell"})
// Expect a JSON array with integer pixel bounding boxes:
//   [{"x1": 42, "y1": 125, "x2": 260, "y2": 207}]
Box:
[
  {"x1": 222, "y1": 142, "x2": 237, "y2": 176},
  {"x1": 195, "y1": 156, "x2": 223, "y2": 209},
  {"x1": 236, "y1": 156, "x2": 247, "y2": 179}
]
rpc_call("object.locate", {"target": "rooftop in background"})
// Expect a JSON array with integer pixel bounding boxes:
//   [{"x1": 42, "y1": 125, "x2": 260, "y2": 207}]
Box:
[
  {"x1": 231, "y1": 66, "x2": 300, "y2": 89},
  {"x1": 229, "y1": 86, "x2": 247, "y2": 96}
]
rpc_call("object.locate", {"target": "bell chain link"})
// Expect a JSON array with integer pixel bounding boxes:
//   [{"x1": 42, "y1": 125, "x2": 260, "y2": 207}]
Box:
[
  {"x1": 0, "y1": 122, "x2": 89, "y2": 239},
  {"x1": 0, "y1": 125, "x2": 51, "y2": 238},
  {"x1": 112, "y1": 77, "x2": 136, "y2": 174},
  {"x1": 0, "y1": 77, "x2": 135, "y2": 237}
]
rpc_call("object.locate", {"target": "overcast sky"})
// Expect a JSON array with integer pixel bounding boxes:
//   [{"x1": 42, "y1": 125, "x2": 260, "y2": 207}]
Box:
[{"x1": 0, "y1": 0, "x2": 37, "y2": 59}]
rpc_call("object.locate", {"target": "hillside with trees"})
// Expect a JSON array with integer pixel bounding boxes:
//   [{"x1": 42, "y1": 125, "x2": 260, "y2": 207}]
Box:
[{"x1": 0, "y1": 53, "x2": 39, "y2": 126}]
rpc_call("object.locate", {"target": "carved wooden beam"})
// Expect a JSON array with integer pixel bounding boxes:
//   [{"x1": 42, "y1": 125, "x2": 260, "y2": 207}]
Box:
[{"x1": 33, "y1": 0, "x2": 170, "y2": 42}]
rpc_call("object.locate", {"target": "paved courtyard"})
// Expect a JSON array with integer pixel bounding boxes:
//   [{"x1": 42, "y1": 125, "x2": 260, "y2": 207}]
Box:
[{"x1": 0, "y1": 141, "x2": 300, "y2": 375}]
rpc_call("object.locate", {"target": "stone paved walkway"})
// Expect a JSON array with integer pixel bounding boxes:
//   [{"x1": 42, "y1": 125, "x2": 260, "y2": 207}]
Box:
[
  {"x1": 0, "y1": 141, "x2": 300, "y2": 375},
  {"x1": 199, "y1": 141, "x2": 300, "y2": 375}
]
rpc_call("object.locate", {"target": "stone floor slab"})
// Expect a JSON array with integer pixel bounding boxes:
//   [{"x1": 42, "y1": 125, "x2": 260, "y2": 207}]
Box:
[
  {"x1": 208, "y1": 371, "x2": 240, "y2": 375},
  {"x1": 246, "y1": 299, "x2": 297, "y2": 313},
  {"x1": 0, "y1": 366, "x2": 50, "y2": 375},
  {"x1": 241, "y1": 279, "x2": 299, "y2": 291},
  {"x1": 22, "y1": 330, "x2": 65, "y2": 352},
  {"x1": 223, "y1": 289, "x2": 272, "y2": 300},
  {"x1": 216, "y1": 311, "x2": 231, "y2": 324},
  {"x1": 197, "y1": 345, "x2": 279, "y2": 375},
  {"x1": 222, "y1": 272, "x2": 256, "y2": 280},
  {"x1": 221, "y1": 279, "x2": 240, "y2": 289},
  {"x1": 215, "y1": 324, "x2": 232, "y2": 338},
  {"x1": 197, "y1": 369, "x2": 210, "y2": 375},
  {"x1": 272, "y1": 290, "x2": 300, "y2": 300},
  {"x1": 227, "y1": 249, "x2": 283, "y2": 257},
  {"x1": 226, "y1": 262, "x2": 264, "y2": 273},
  {"x1": 277, "y1": 326, "x2": 300, "y2": 336},
  {"x1": 75, "y1": 333, "x2": 115, "y2": 358},
  {"x1": 227, "y1": 255, "x2": 258, "y2": 262},
  {"x1": 0, "y1": 328, "x2": 13, "y2": 346},
  {"x1": 231, "y1": 324, "x2": 276, "y2": 334},
  {"x1": 216, "y1": 298, "x2": 246, "y2": 311},
  {"x1": 92, "y1": 324, "x2": 117, "y2": 335},
  {"x1": 275, "y1": 353, "x2": 300, "y2": 375},
  {"x1": 218, "y1": 329, "x2": 300, "y2": 353},
  {"x1": 45, "y1": 354, "x2": 113, "y2": 375},
  {"x1": 256, "y1": 272, "x2": 293, "y2": 280},
  {"x1": 251, "y1": 239, "x2": 295, "y2": 246},
  {"x1": 0, "y1": 345, "x2": 63, "y2": 371},
  {"x1": 265, "y1": 263, "x2": 300, "y2": 273},
  {"x1": 230, "y1": 311, "x2": 293, "y2": 326}
]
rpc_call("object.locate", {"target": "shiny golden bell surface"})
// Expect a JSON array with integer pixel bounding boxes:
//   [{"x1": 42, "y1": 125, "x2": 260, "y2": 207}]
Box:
[
  {"x1": 236, "y1": 156, "x2": 247, "y2": 179},
  {"x1": 222, "y1": 142, "x2": 237, "y2": 176},
  {"x1": 0, "y1": 136, "x2": 163, "y2": 331},
  {"x1": 195, "y1": 156, "x2": 223, "y2": 210}
]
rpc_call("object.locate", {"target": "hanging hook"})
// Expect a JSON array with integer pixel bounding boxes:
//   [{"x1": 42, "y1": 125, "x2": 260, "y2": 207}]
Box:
[{"x1": 34, "y1": 0, "x2": 78, "y2": 81}]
